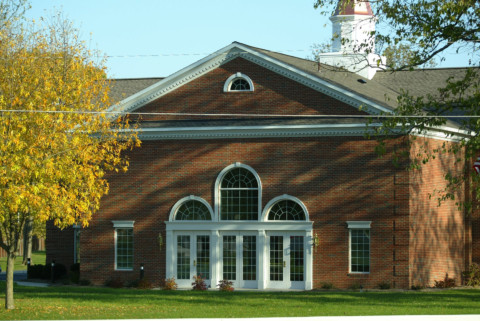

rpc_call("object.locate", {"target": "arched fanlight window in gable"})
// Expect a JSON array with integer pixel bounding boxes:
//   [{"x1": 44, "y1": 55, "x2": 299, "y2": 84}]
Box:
[
  {"x1": 169, "y1": 196, "x2": 213, "y2": 221},
  {"x1": 216, "y1": 163, "x2": 261, "y2": 221},
  {"x1": 223, "y1": 72, "x2": 254, "y2": 92},
  {"x1": 262, "y1": 195, "x2": 308, "y2": 221}
]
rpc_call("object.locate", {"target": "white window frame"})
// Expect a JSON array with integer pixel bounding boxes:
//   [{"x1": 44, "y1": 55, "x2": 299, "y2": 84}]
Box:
[
  {"x1": 169, "y1": 195, "x2": 214, "y2": 221},
  {"x1": 347, "y1": 221, "x2": 371, "y2": 274},
  {"x1": 223, "y1": 72, "x2": 254, "y2": 92},
  {"x1": 262, "y1": 195, "x2": 309, "y2": 222},
  {"x1": 112, "y1": 221, "x2": 135, "y2": 271}
]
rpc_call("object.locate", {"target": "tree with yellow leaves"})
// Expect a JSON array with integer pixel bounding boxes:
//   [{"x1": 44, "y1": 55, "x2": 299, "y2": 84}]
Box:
[{"x1": 0, "y1": 2, "x2": 139, "y2": 309}]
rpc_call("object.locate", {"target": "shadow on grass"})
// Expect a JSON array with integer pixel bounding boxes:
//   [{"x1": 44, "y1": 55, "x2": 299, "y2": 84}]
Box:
[{"x1": 3, "y1": 282, "x2": 480, "y2": 314}]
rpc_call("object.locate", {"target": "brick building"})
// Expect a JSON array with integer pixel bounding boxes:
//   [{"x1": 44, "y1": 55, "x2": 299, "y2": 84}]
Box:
[{"x1": 46, "y1": 1, "x2": 478, "y2": 289}]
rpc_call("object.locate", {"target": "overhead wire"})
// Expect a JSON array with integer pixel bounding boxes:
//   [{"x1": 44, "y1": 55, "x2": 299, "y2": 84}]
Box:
[{"x1": 0, "y1": 109, "x2": 479, "y2": 118}]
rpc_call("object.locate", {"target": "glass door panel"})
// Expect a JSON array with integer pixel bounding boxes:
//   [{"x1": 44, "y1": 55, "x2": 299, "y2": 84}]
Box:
[
  {"x1": 176, "y1": 235, "x2": 190, "y2": 281},
  {"x1": 222, "y1": 235, "x2": 236, "y2": 280},
  {"x1": 196, "y1": 235, "x2": 210, "y2": 280},
  {"x1": 175, "y1": 233, "x2": 210, "y2": 287},
  {"x1": 269, "y1": 236, "x2": 283, "y2": 281},
  {"x1": 243, "y1": 236, "x2": 256, "y2": 281},
  {"x1": 268, "y1": 234, "x2": 305, "y2": 289},
  {"x1": 290, "y1": 236, "x2": 304, "y2": 282},
  {"x1": 221, "y1": 233, "x2": 257, "y2": 288}
]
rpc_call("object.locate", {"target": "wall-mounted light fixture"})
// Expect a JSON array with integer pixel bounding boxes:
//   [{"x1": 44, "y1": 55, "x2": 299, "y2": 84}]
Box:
[
  {"x1": 313, "y1": 233, "x2": 319, "y2": 249},
  {"x1": 158, "y1": 233, "x2": 164, "y2": 249}
]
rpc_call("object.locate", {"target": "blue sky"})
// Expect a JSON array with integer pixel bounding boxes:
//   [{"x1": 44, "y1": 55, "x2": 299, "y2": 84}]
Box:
[{"x1": 27, "y1": 0, "x2": 470, "y2": 79}]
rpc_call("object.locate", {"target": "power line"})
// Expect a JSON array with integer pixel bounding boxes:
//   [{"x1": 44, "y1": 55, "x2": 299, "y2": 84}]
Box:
[
  {"x1": 0, "y1": 109, "x2": 479, "y2": 118},
  {"x1": 102, "y1": 49, "x2": 310, "y2": 59}
]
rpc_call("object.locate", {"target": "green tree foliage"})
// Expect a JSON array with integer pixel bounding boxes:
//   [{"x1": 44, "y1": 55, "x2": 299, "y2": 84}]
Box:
[
  {"x1": 0, "y1": 1, "x2": 139, "y2": 309},
  {"x1": 313, "y1": 0, "x2": 480, "y2": 208},
  {"x1": 382, "y1": 43, "x2": 437, "y2": 69}
]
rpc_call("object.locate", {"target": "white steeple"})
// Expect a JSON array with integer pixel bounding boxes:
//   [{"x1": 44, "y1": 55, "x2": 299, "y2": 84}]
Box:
[
  {"x1": 330, "y1": 0, "x2": 375, "y2": 54},
  {"x1": 318, "y1": 0, "x2": 386, "y2": 79}
]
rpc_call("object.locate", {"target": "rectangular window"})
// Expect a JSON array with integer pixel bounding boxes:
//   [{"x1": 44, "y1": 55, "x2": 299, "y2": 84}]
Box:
[
  {"x1": 349, "y1": 229, "x2": 370, "y2": 273},
  {"x1": 115, "y1": 228, "x2": 133, "y2": 270}
]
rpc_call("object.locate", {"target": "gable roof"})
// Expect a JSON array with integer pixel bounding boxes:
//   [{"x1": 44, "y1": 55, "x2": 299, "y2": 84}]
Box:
[
  {"x1": 107, "y1": 42, "x2": 474, "y2": 141},
  {"x1": 108, "y1": 42, "x2": 394, "y2": 116}
]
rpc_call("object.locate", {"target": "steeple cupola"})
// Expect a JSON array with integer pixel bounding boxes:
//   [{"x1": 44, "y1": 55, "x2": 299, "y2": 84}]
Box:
[
  {"x1": 318, "y1": 0, "x2": 386, "y2": 79},
  {"x1": 330, "y1": 0, "x2": 375, "y2": 54}
]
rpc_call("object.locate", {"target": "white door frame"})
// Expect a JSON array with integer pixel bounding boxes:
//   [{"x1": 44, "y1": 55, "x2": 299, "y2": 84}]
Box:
[
  {"x1": 165, "y1": 222, "x2": 313, "y2": 290},
  {"x1": 266, "y1": 231, "x2": 307, "y2": 290}
]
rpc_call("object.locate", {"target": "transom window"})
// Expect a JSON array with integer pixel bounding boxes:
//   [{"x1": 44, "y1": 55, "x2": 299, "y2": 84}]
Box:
[
  {"x1": 268, "y1": 200, "x2": 306, "y2": 221},
  {"x1": 220, "y1": 166, "x2": 259, "y2": 220},
  {"x1": 175, "y1": 200, "x2": 212, "y2": 221},
  {"x1": 223, "y1": 72, "x2": 254, "y2": 92}
]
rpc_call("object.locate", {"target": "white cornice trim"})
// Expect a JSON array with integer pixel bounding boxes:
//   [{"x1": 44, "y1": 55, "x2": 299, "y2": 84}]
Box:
[
  {"x1": 117, "y1": 122, "x2": 468, "y2": 142},
  {"x1": 135, "y1": 123, "x2": 383, "y2": 140},
  {"x1": 165, "y1": 221, "x2": 313, "y2": 231},
  {"x1": 108, "y1": 42, "x2": 392, "y2": 117},
  {"x1": 347, "y1": 221, "x2": 371, "y2": 229}
]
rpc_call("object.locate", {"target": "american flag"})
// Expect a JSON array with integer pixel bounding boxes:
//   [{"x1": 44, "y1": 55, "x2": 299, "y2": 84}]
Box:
[{"x1": 474, "y1": 157, "x2": 480, "y2": 174}]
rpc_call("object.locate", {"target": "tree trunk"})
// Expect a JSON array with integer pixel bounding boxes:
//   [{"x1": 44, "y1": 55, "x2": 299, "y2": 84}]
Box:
[
  {"x1": 5, "y1": 251, "x2": 16, "y2": 309},
  {"x1": 22, "y1": 218, "x2": 33, "y2": 265}
]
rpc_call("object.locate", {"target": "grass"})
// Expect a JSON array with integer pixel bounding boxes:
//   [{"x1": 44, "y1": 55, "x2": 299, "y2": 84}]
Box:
[
  {"x1": 0, "y1": 251, "x2": 46, "y2": 272},
  {"x1": 0, "y1": 284, "x2": 478, "y2": 320}
]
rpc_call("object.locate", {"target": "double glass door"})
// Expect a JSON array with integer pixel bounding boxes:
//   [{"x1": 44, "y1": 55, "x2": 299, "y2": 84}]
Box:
[
  {"x1": 268, "y1": 234, "x2": 305, "y2": 289},
  {"x1": 220, "y1": 233, "x2": 257, "y2": 289},
  {"x1": 175, "y1": 233, "x2": 210, "y2": 288},
  {"x1": 171, "y1": 231, "x2": 308, "y2": 289}
]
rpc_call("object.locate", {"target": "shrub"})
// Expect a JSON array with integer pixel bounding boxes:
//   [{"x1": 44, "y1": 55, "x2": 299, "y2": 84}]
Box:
[
  {"x1": 321, "y1": 282, "x2": 334, "y2": 290},
  {"x1": 42, "y1": 263, "x2": 67, "y2": 280},
  {"x1": 79, "y1": 279, "x2": 91, "y2": 286},
  {"x1": 137, "y1": 278, "x2": 154, "y2": 289},
  {"x1": 218, "y1": 279, "x2": 234, "y2": 292},
  {"x1": 164, "y1": 277, "x2": 178, "y2": 290},
  {"x1": 411, "y1": 284, "x2": 424, "y2": 290},
  {"x1": 348, "y1": 283, "x2": 363, "y2": 290},
  {"x1": 27, "y1": 264, "x2": 45, "y2": 279},
  {"x1": 192, "y1": 275, "x2": 207, "y2": 291},
  {"x1": 378, "y1": 281, "x2": 391, "y2": 290},
  {"x1": 434, "y1": 274, "x2": 456, "y2": 288},
  {"x1": 105, "y1": 278, "x2": 124, "y2": 288},
  {"x1": 463, "y1": 263, "x2": 480, "y2": 287},
  {"x1": 69, "y1": 263, "x2": 80, "y2": 284}
]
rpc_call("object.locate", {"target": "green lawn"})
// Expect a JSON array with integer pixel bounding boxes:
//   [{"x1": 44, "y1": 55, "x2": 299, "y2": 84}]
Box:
[
  {"x1": 0, "y1": 284, "x2": 479, "y2": 320},
  {"x1": 0, "y1": 251, "x2": 46, "y2": 272}
]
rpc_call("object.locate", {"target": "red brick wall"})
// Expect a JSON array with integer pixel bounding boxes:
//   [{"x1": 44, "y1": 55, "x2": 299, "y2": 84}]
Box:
[
  {"x1": 408, "y1": 137, "x2": 466, "y2": 287},
  {"x1": 70, "y1": 136, "x2": 405, "y2": 288}
]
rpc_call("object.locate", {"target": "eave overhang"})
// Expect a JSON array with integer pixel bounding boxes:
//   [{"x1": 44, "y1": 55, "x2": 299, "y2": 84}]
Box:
[{"x1": 115, "y1": 123, "x2": 469, "y2": 142}]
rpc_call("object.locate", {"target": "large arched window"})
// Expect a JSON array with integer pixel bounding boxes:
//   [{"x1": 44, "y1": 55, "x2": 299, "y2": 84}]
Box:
[
  {"x1": 170, "y1": 196, "x2": 213, "y2": 221},
  {"x1": 217, "y1": 163, "x2": 261, "y2": 221},
  {"x1": 263, "y1": 195, "x2": 308, "y2": 221}
]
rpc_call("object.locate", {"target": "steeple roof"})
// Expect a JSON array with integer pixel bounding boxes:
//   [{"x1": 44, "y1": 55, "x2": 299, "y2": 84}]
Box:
[{"x1": 334, "y1": 0, "x2": 373, "y2": 16}]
